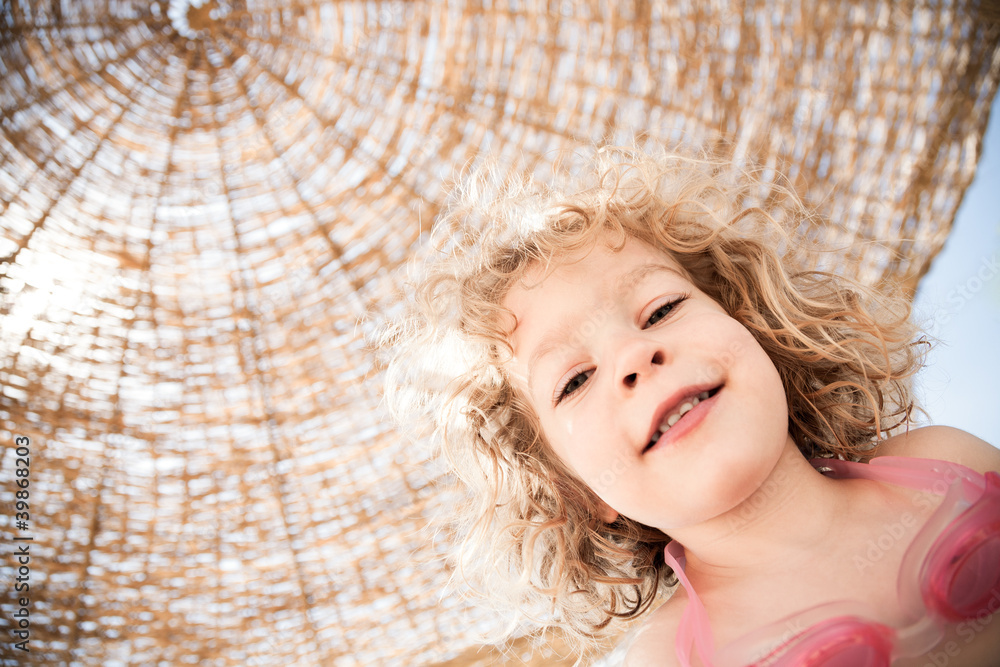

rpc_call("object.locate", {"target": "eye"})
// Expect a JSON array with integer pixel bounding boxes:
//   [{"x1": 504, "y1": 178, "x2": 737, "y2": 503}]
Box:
[
  {"x1": 555, "y1": 368, "x2": 594, "y2": 404},
  {"x1": 644, "y1": 295, "x2": 687, "y2": 328}
]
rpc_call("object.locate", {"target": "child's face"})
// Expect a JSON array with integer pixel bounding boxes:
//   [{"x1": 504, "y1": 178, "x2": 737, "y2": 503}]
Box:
[{"x1": 504, "y1": 235, "x2": 792, "y2": 532}]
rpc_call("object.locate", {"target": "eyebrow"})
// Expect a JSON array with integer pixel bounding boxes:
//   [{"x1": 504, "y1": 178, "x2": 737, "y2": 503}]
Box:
[{"x1": 524, "y1": 262, "x2": 685, "y2": 390}]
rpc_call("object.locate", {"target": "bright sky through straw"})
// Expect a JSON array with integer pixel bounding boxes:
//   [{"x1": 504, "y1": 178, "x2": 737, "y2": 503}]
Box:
[{"x1": 913, "y1": 89, "x2": 1000, "y2": 447}]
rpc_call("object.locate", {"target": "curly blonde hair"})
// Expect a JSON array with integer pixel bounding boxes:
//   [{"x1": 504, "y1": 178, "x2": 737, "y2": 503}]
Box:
[{"x1": 377, "y1": 145, "x2": 924, "y2": 651}]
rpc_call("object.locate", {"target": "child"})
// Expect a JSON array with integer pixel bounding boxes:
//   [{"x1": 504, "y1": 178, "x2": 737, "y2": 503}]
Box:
[{"x1": 379, "y1": 146, "x2": 1000, "y2": 666}]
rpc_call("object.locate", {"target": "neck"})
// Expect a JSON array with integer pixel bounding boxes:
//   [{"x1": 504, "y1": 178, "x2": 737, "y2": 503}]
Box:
[{"x1": 665, "y1": 437, "x2": 862, "y2": 581}]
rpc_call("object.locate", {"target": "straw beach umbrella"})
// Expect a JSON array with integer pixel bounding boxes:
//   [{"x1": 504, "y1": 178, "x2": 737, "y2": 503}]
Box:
[{"x1": 1, "y1": 1, "x2": 998, "y2": 664}]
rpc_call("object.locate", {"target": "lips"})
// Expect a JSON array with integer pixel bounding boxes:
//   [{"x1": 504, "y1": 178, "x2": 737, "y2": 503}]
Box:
[{"x1": 643, "y1": 384, "x2": 722, "y2": 453}]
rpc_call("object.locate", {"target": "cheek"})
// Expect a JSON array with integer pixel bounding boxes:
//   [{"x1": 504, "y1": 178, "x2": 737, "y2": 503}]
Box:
[
  {"x1": 545, "y1": 413, "x2": 614, "y2": 482},
  {"x1": 713, "y1": 317, "x2": 784, "y2": 398},
  {"x1": 742, "y1": 334, "x2": 787, "y2": 416},
  {"x1": 717, "y1": 316, "x2": 762, "y2": 361},
  {"x1": 547, "y1": 415, "x2": 586, "y2": 466}
]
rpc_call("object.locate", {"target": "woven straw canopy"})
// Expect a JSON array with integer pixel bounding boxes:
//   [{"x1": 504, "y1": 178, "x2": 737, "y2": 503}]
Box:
[{"x1": 1, "y1": 1, "x2": 998, "y2": 665}]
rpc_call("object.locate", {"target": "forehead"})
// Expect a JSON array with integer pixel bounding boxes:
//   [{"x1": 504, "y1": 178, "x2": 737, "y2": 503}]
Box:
[
  {"x1": 514, "y1": 236, "x2": 687, "y2": 301},
  {"x1": 504, "y1": 236, "x2": 691, "y2": 353}
]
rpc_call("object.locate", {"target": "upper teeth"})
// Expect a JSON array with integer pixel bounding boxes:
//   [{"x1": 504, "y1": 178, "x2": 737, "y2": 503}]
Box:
[{"x1": 650, "y1": 391, "x2": 711, "y2": 443}]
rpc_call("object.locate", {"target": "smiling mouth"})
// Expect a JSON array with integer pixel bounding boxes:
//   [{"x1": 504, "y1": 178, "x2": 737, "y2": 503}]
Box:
[{"x1": 643, "y1": 386, "x2": 721, "y2": 452}]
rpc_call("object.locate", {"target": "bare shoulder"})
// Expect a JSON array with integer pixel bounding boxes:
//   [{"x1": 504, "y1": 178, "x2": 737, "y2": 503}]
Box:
[
  {"x1": 622, "y1": 594, "x2": 684, "y2": 667},
  {"x1": 872, "y1": 425, "x2": 1000, "y2": 474}
]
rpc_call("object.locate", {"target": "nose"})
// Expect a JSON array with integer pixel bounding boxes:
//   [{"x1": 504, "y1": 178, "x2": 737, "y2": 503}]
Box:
[{"x1": 616, "y1": 337, "x2": 667, "y2": 390}]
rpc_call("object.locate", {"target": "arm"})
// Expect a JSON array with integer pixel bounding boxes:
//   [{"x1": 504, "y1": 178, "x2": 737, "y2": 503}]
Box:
[
  {"x1": 623, "y1": 597, "x2": 684, "y2": 667},
  {"x1": 870, "y1": 425, "x2": 1000, "y2": 475}
]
